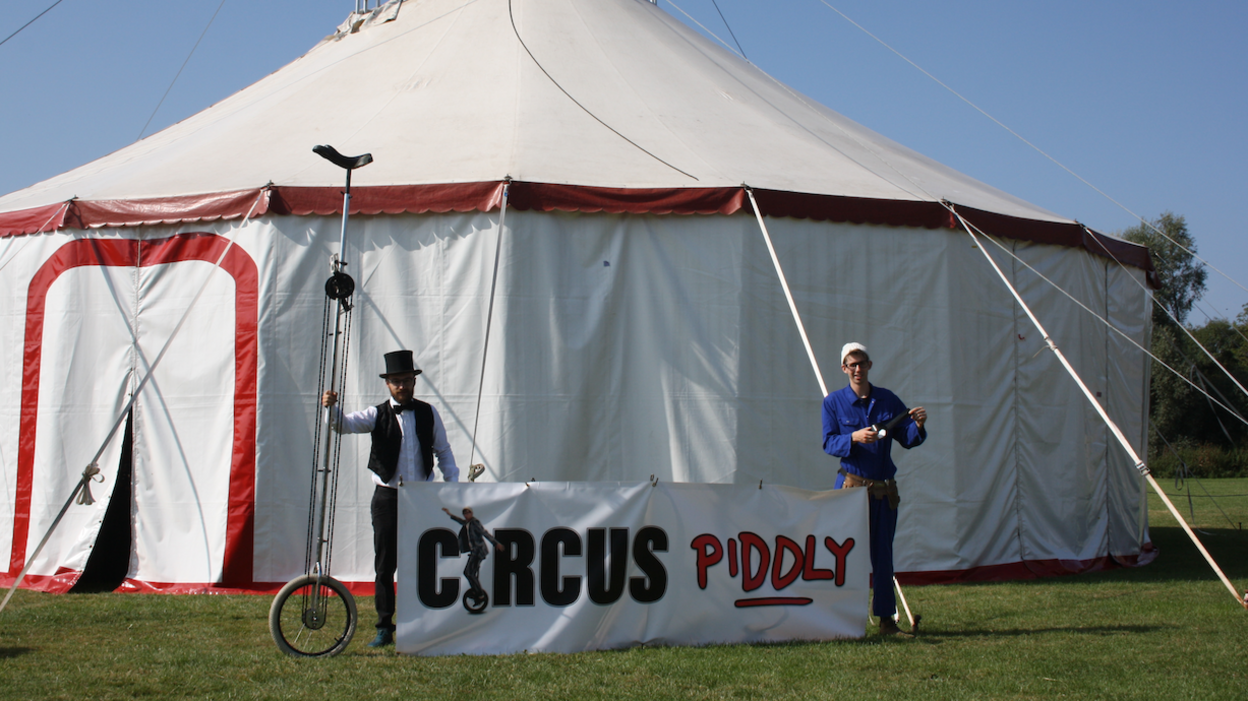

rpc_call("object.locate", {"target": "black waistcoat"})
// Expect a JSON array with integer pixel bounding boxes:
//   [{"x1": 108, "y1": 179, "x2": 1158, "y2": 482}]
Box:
[{"x1": 368, "y1": 399, "x2": 435, "y2": 483}]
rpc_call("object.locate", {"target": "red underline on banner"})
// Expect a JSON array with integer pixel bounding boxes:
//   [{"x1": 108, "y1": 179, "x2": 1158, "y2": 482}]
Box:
[{"x1": 734, "y1": 597, "x2": 814, "y2": 608}]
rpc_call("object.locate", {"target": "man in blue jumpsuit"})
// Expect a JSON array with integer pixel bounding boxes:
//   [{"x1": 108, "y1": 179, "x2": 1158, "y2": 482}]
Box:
[{"x1": 822, "y1": 342, "x2": 927, "y2": 636}]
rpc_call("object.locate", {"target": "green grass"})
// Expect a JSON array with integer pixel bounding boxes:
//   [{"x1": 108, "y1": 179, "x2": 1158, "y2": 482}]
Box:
[{"x1": 2, "y1": 480, "x2": 1246, "y2": 700}]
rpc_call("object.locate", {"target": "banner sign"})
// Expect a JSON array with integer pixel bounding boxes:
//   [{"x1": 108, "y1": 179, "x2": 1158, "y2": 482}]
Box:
[{"x1": 396, "y1": 481, "x2": 869, "y2": 655}]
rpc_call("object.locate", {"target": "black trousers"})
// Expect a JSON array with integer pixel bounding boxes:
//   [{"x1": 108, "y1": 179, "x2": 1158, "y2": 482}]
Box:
[
  {"x1": 371, "y1": 486, "x2": 398, "y2": 631},
  {"x1": 464, "y1": 546, "x2": 487, "y2": 595}
]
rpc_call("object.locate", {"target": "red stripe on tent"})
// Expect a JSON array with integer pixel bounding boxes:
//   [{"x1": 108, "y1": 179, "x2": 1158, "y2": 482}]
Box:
[
  {"x1": 0, "y1": 191, "x2": 269, "y2": 236},
  {"x1": 11, "y1": 239, "x2": 138, "y2": 580},
  {"x1": 114, "y1": 578, "x2": 377, "y2": 596},
  {"x1": 0, "y1": 573, "x2": 378, "y2": 597},
  {"x1": 268, "y1": 181, "x2": 507, "y2": 216},
  {"x1": 140, "y1": 234, "x2": 259, "y2": 588},
  {"x1": 68, "y1": 190, "x2": 270, "y2": 230},
  {"x1": 9, "y1": 234, "x2": 258, "y2": 591},
  {"x1": 747, "y1": 188, "x2": 948, "y2": 228},
  {"x1": 897, "y1": 545, "x2": 1156, "y2": 585},
  {"x1": 506, "y1": 182, "x2": 746, "y2": 215},
  {"x1": 0, "y1": 202, "x2": 70, "y2": 235},
  {"x1": 234, "y1": 182, "x2": 742, "y2": 217},
  {"x1": 747, "y1": 190, "x2": 1154, "y2": 277},
  {"x1": 945, "y1": 203, "x2": 1158, "y2": 285},
  {"x1": 0, "y1": 183, "x2": 1156, "y2": 280}
]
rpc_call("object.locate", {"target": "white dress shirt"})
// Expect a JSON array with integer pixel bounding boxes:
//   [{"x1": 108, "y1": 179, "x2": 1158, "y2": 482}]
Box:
[{"x1": 328, "y1": 399, "x2": 459, "y2": 487}]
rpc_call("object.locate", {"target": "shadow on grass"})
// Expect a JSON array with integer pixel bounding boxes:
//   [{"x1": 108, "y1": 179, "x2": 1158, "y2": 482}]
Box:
[
  {"x1": 0, "y1": 647, "x2": 35, "y2": 658},
  {"x1": 915, "y1": 624, "x2": 1170, "y2": 639},
  {"x1": 675, "y1": 625, "x2": 1172, "y2": 650},
  {"x1": 968, "y1": 527, "x2": 1248, "y2": 589}
]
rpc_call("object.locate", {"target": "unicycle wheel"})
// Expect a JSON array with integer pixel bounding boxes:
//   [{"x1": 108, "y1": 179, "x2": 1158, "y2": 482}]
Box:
[
  {"x1": 463, "y1": 588, "x2": 489, "y2": 614},
  {"x1": 270, "y1": 574, "x2": 358, "y2": 657}
]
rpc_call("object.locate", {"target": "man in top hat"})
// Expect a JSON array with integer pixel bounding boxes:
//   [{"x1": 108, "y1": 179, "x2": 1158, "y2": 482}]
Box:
[
  {"x1": 822, "y1": 342, "x2": 927, "y2": 636},
  {"x1": 322, "y1": 350, "x2": 459, "y2": 647}
]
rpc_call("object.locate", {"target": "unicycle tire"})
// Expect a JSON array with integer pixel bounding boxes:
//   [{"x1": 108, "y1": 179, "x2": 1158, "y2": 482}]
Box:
[
  {"x1": 463, "y1": 588, "x2": 489, "y2": 614},
  {"x1": 269, "y1": 574, "x2": 358, "y2": 657}
]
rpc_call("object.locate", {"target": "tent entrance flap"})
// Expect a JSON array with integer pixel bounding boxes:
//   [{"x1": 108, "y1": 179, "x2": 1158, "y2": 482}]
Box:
[{"x1": 70, "y1": 409, "x2": 134, "y2": 593}]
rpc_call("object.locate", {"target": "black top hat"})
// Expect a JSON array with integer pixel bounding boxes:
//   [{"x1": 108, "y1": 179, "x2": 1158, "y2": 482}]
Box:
[{"x1": 379, "y1": 350, "x2": 422, "y2": 378}]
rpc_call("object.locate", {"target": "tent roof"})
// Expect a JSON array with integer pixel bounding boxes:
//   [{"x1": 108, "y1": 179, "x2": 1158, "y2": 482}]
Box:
[{"x1": 0, "y1": 0, "x2": 1153, "y2": 274}]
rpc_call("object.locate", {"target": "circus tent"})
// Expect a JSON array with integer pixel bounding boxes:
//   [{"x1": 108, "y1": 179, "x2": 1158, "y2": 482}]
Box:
[{"x1": 0, "y1": 0, "x2": 1154, "y2": 593}]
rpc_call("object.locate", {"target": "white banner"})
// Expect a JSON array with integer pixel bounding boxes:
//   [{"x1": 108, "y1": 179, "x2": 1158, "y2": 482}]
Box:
[{"x1": 396, "y1": 481, "x2": 869, "y2": 655}]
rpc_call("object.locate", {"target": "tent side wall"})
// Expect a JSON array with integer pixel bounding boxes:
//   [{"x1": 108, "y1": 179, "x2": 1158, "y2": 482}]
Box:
[
  {"x1": 0, "y1": 210, "x2": 1151, "y2": 590},
  {"x1": 0, "y1": 231, "x2": 257, "y2": 591}
]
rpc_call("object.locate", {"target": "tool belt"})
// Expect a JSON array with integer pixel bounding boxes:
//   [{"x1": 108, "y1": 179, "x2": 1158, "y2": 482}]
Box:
[{"x1": 838, "y1": 468, "x2": 900, "y2": 510}]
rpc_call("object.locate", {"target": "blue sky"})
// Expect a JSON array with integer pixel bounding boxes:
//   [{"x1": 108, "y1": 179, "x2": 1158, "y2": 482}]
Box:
[{"x1": 2, "y1": 0, "x2": 1244, "y2": 319}]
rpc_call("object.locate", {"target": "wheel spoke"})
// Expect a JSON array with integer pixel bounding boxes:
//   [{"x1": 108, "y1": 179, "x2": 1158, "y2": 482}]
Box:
[{"x1": 270, "y1": 575, "x2": 357, "y2": 657}]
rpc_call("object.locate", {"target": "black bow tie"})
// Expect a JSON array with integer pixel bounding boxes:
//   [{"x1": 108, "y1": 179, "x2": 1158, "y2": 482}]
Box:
[{"x1": 393, "y1": 401, "x2": 416, "y2": 414}]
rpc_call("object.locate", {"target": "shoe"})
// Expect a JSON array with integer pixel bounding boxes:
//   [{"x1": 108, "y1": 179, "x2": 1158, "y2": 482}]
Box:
[
  {"x1": 367, "y1": 629, "x2": 394, "y2": 648},
  {"x1": 878, "y1": 618, "x2": 914, "y2": 638}
]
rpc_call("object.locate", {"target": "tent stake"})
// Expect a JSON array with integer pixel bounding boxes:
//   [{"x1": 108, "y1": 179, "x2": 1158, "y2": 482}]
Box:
[{"x1": 952, "y1": 205, "x2": 1245, "y2": 609}]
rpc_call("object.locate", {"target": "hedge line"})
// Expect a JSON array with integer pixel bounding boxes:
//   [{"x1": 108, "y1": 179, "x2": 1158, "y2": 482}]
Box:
[{"x1": 1147, "y1": 441, "x2": 1248, "y2": 479}]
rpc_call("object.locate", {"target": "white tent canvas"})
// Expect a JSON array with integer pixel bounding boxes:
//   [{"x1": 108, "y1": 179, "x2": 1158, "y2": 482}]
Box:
[{"x1": 0, "y1": 0, "x2": 1153, "y2": 593}]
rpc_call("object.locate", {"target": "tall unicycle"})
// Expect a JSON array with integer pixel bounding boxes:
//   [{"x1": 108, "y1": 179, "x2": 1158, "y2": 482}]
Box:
[{"x1": 270, "y1": 145, "x2": 373, "y2": 657}]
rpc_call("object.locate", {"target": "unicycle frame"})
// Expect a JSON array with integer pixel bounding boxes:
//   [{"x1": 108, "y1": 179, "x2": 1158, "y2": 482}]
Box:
[{"x1": 271, "y1": 145, "x2": 372, "y2": 658}]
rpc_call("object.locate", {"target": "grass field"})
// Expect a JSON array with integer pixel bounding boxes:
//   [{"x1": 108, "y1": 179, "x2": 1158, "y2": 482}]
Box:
[{"x1": 2, "y1": 479, "x2": 1245, "y2": 700}]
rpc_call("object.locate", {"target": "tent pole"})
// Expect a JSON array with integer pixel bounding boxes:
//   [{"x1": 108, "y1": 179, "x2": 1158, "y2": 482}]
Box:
[
  {"x1": 468, "y1": 179, "x2": 510, "y2": 477},
  {"x1": 951, "y1": 205, "x2": 1245, "y2": 609},
  {"x1": 746, "y1": 187, "x2": 827, "y2": 397},
  {"x1": 746, "y1": 187, "x2": 918, "y2": 628}
]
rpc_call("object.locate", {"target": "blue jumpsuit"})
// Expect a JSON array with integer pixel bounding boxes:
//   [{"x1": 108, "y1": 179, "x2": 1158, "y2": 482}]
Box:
[{"x1": 822, "y1": 384, "x2": 925, "y2": 618}]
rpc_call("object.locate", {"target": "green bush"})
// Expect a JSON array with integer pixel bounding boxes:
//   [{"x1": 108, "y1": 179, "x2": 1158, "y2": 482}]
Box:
[{"x1": 1148, "y1": 439, "x2": 1248, "y2": 478}]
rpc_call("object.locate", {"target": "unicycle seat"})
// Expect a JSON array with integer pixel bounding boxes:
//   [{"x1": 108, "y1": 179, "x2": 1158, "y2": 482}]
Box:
[{"x1": 313, "y1": 144, "x2": 374, "y2": 171}]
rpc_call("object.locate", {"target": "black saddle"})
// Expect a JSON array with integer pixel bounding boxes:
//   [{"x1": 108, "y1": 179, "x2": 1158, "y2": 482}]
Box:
[{"x1": 313, "y1": 144, "x2": 374, "y2": 171}]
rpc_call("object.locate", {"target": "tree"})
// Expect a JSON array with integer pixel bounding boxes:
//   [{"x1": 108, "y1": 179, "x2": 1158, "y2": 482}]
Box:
[
  {"x1": 1120, "y1": 212, "x2": 1207, "y2": 327},
  {"x1": 1149, "y1": 316, "x2": 1248, "y2": 449},
  {"x1": 1116, "y1": 213, "x2": 1234, "y2": 458},
  {"x1": 1237, "y1": 303, "x2": 1248, "y2": 369}
]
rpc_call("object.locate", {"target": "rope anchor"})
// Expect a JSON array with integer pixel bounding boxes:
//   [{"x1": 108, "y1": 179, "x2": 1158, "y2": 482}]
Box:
[{"x1": 75, "y1": 463, "x2": 104, "y2": 506}]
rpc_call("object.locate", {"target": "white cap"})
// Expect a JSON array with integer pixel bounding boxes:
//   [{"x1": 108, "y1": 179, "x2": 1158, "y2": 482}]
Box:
[{"x1": 841, "y1": 342, "x2": 868, "y2": 365}]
